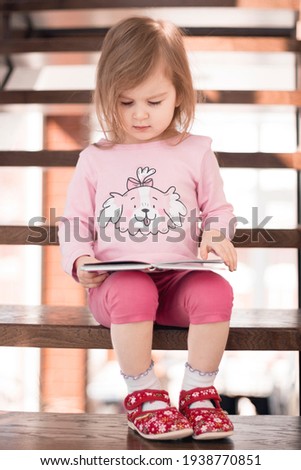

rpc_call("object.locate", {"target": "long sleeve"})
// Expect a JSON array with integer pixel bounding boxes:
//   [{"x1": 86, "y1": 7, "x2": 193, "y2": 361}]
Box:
[
  {"x1": 58, "y1": 153, "x2": 97, "y2": 278},
  {"x1": 197, "y1": 147, "x2": 236, "y2": 240}
]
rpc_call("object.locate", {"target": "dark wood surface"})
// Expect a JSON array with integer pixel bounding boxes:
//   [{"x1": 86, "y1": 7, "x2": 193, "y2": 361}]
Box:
[
  {"x1": 2, "y1": 90, "x2": 301, "y2": 106},
  {"x1": 0, "y1": 225, "x2": 300, "y2": 248},
  {"x1": 0, "y1": 412, "x2": 300, "y2": 450},
  {"x1": 0, "y1": 305, "x2": 300, "y2": 351},
  {"x1": 2, "y1": 36, "x2": 300, "y2": 54},
  {"x1": 0, "y1": 1, "x2": 298, "y2": 12},
  {"x1": 0, "y1": 90, "x2": 92, "y2": 105},
  {"x1": 1, "y1": 150, "x2": 301, "y2": 169}
]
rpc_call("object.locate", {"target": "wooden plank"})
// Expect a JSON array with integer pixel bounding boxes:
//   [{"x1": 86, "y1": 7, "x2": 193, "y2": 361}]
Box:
[
  {"x1": 0, "y1": 225, "x2": 300, "y2": 248},
  {"x1": 185, "y1": 36, "x2": 301, "y2": 52},
  {"x1": 232, "y1": 228, "x2": 301, "y2": 248},
  {"x1": 0, "y1": 413, "x2": 300, "y2": 450},
  {"x1": 0, "y1": 1, "x2": 299, "y2": 12},
  {"x1": 0, "y1": 150, "x2": 79, "y2": 166},
  {"x1": 216, "y1": 152, "x2": 301, "y2": 170},
  {"x1": 2, "y1": 90, "x2": 301, "y2": 106},
  {"x1": 0, "y1": 90, "x2": 92, "y2": 104},
  {"x1": 0, "y1": 36, "x2": 105, "y2": 54},
  {"x1": 0, "y1": 225, "x2": 58, "y2": 245},
  {"x1": 2, "y1": 150, "x2": 301, "y2": 169},
  {"x1": 0, "y1": 305, "x2": 300, "y2": 350},
  {"x1": 203, "y1": 90, "x2": 301, "y2": 106},
  {"x1": 2, "y1": 35, "x2": 299, "y2": 54}
]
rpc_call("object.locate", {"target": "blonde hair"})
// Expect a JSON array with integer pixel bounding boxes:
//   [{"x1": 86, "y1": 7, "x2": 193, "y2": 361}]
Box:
[{"x1": 94, "y1": 16, "x2": 196, "y2": 144}]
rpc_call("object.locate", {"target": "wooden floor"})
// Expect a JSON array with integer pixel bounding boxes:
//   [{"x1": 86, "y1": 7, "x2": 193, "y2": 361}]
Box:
[{"x1": 0, "y1": 412, "x2": 300, "y2": 450}]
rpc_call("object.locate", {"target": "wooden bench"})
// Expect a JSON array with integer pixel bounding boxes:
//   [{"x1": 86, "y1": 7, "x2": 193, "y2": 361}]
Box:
[
  {"x1": 0, "y1": 413, "x2": 300, "y2": 450},
  {"x1": 0, "y1": 305, "x2": 300, "y2": 351}
]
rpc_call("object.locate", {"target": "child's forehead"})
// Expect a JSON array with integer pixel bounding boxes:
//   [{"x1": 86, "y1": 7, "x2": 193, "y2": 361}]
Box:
[{"x1": 120, "y1": 66, "x2": 173, "y2": 98}]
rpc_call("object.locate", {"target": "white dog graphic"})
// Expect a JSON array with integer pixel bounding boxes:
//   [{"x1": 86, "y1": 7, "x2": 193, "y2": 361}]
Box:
[{"x1": 98, "y1": 167, "x2": 187, "y2": 236}]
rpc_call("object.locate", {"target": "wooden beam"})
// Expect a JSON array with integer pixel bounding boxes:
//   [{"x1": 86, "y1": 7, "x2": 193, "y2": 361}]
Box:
[
  {"x1": 0, "y1": 36, "x2": 105, "y2": 54},
  {"x1": 1, "y1": 150, "x2": 301, "y2": 169},
  {"x1": 0, "y1": 150, "x2": 79, "y2": 166},
  {"x1": 185, "y1": 36, "x2": 301, "y2": 53},
  {"x1": 0, "y1": 225, "x2": 300, "y2": 248},
  {"x1": 0, "y1": 305, "x2": 300, "y2": 351},
  {"x1": 0, "y1": 1, "x2": 299, "y2": 12},
  {"x1": 202, "y1": 90, "x2": 301, "y2": 106},
  {"x1": 0, "y1": 90, "x2": 92, "y2": 104},
  {"x1": 216, "y1": 152, "x2": 301, "y2": 170},
  {"x1": 0, "y1": 225, "x2": 58, "y2": 245},
  {"x1": 2, "y1": 90, "x2": 301, "y2": 106},
  {"x1": 232, "y1": 228, "x2": 301, "y2": 248},
  {"x1": 1, "y1": 35, "x2": 299, "y2": 54}
]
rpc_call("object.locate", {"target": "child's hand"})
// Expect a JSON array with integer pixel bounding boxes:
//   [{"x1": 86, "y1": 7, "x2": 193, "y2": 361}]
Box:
[
  {"x1": 75, "y1": 255, "x2": 109, "y2": 288},
  {"x1": 200, "y1": 229, "x2": 237, "y2": 272}
]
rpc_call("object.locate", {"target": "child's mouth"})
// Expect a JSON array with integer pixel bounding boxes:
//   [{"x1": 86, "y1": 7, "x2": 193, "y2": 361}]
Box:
[{"x1": 133, "y1": 126, "x2": 150, "y2": 131}]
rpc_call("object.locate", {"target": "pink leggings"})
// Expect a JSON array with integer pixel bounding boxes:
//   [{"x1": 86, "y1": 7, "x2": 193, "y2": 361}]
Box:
[{"x1": 88, "y1": 269, "x2": 233, "y2": 328}]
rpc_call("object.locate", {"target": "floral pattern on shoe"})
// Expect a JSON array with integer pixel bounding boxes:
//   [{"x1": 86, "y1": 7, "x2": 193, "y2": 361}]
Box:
[
  {"x1": 179, "y1": 387, "x2": 234, "y2": 440},
  {"x1": 124, "y1": 389, "x2": 193, "y2": 440}
]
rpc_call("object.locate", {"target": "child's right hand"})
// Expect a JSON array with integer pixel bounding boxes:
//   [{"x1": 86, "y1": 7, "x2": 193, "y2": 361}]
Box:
[{"x1": 75, "y1": 255, "x2": 109, "y2": 288}]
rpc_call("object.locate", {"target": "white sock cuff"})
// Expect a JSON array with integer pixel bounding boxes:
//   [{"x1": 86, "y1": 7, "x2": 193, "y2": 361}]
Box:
[
  {"x1": 120, "y1": 360, "x2": 154, "y2": 381},
  {"x1": 185, "y1": 362, "x2": 219, "y2": 377}
]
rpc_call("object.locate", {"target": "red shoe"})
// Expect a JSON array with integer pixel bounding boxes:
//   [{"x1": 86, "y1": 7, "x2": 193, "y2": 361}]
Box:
[
  {"x1": 179, "y1": 387, "x2": 234, "y2": 440},
  {"x1": 124, "y1": 389, "x2": 193, "y2": 440}
]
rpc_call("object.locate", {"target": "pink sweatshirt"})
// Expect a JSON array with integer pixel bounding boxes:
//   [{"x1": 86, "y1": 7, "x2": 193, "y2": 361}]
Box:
[{"x1": 59, "y1": 134, "x2": 235, "y2": 278}]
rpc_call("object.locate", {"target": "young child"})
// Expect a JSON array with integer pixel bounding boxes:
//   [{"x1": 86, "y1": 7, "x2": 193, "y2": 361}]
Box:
[{"x1": 59, "y1": 16, "x2": 237, "y2": 441}]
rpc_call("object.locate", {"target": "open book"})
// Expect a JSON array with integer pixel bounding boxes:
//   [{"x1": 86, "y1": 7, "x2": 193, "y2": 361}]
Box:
[{"x1": 81, "y1": 259, "x2": 225, "y2": 273}]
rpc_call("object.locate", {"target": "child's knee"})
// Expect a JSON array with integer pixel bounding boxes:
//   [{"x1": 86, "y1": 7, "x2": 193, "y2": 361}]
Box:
[
  {"x1": 103, "y1": 270, "x2": 158, "y2": 324},
  {"x1": 185, "y1": 271, "x2": 233, "y2": 324}
]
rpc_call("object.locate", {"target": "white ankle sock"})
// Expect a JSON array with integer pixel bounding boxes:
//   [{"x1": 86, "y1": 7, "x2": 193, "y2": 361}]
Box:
[
  {"x1": 181, "y1": 362, "x2": 219, "y2": 409},
  {"x1": 122, "y1": 361, "x2": 169, "y2": 411}
]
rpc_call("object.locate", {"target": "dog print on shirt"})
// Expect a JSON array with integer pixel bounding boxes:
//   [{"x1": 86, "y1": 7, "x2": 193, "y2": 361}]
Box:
[{"x1": 98, "y1": 167, "x2": 187, "y2": 236}]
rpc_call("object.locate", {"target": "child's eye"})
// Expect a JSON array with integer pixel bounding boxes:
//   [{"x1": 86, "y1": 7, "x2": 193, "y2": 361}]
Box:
[
  {"x1": 148, "y1": 101, "x2": 162, "y2": 106},
  {"x1": 120, "y1": 101, "x2": 133, "y2": 106}
]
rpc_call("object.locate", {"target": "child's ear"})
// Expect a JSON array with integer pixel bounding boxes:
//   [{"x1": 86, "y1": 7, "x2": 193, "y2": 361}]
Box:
[{"x1": 175, "y1": 92, "x2": 182, "y2": 108}]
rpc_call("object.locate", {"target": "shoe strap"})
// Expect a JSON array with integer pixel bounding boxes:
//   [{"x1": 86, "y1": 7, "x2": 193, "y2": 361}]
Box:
[
  {"x1": 180, "y1": 386, "x2": 221, "y2": 411},
  {"x1": 124, "y1": 389, "x2": 171, "y2": 411}
]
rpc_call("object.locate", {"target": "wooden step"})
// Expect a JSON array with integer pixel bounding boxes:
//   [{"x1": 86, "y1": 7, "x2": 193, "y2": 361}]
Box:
[
  {"x1": 0, "y1": 412, "x2": 300, "y2": 450},
  {"x1": 0, "y1": 0, "x2": 298, "y2": 12},
  {"x1": 1, "y1": 90, "x2": 301, "y2": 106},
  {"x1": 0, "y1": 305, "x2": 300, "y2": 350},
  {"x1": 0, "y1": 225, "x2": 300, "y2": 248},
  {"x1": 2, "y1": 35, "x2": 299, "y2": 54},
  {"x1": 1, "y1": 150, "x2": 301, "y2": 169}
]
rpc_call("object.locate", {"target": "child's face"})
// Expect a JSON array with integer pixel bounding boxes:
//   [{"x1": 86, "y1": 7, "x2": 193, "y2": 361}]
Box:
[{"x1": 118, "y1": 65, "x2": 179, "y2": 144}]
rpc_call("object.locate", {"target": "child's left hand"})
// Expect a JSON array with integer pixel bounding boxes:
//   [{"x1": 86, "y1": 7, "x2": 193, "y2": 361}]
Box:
[{"x1": 200, "y1": 229, "x2": 237, "y2": 272}]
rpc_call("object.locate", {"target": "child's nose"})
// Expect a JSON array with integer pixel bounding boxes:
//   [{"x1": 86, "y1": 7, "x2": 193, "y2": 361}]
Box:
[{"x1": 133, "y1": 106, "x2": 149, "y2": 120}]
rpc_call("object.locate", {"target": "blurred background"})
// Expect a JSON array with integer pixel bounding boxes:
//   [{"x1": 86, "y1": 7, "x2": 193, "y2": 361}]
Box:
[{"x1": 0, "y1": 5, "x2": 299, "y2": 416}]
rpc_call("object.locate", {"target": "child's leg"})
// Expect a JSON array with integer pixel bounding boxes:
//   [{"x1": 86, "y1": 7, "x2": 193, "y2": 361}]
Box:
[
  {"x1": 155, "y1": 269, "x2": 233, "y2": 329},
  {"x1": 156, "y1": 271, "x2": 232, "y2": 386},
  {"x1": 156, "y1": 269, "x2": 232, "y2": 375},
  {"x1": 180, "y1": 271, "x2": 232, "y2": 396},
  {"x1": 110, "y1": 321, "x2": 154, "y2": 376},
  {"x1": 187, "y1": 321, "x2": 229, "y2": 373},
  {"x1": 184, "y1": 321, "x2": 229, "y2": 409},
  {"x1": 89, "y1": 271, "x2": 166, "y2": 407},
  {"x1": 89, "y1": 270, "x2": 158, "y2": 376},
  {"x1": 155, "y1": 269, "x2": 234, "y2": 438}
]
